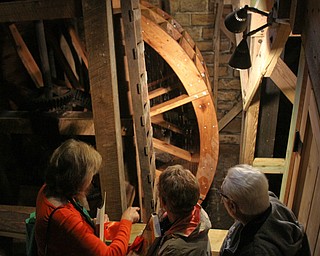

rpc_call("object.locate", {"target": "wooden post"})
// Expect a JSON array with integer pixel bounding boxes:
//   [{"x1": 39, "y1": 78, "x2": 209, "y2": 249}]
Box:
[
  {"x1": 121, "y1": 0, "x2": 156, "y2": 222},
  {"x1": 82, "y1": 0, "x2": 127, "y2": 220}
]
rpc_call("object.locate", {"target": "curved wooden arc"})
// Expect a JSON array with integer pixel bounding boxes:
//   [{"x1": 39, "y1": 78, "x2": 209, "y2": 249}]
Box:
[{"x1": 141, "y1": 2, "x2": 219, "y2": 200}]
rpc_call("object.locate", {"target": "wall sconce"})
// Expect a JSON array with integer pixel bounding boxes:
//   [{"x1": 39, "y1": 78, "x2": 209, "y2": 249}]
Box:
[{"x1": 225, "y1": 5, "x2": 273, "y2": 69}]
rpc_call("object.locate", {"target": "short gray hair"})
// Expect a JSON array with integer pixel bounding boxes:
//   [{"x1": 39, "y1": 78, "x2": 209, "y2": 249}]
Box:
[{"x1": 222, "y1": 164, "x2": 270, "y2": 215}]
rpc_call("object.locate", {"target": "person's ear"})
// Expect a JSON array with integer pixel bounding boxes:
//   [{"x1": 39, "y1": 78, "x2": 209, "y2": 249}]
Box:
[{"x1": 228, "y1": 200, "x2": 237, "y2": 215}]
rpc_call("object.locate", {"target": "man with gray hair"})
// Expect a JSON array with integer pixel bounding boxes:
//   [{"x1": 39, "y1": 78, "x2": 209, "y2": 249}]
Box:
[{"x1": 219, "y1": 164, "x2": 310, "y2": 256}]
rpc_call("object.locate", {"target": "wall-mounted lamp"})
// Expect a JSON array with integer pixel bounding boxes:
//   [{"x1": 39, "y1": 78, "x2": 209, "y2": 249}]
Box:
[{"x1": 225, "y1": 5, "x2": 273, "y2": 69}]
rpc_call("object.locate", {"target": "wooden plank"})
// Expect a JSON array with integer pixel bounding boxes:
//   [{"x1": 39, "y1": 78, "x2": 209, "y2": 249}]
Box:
[
  {"x1": 253, "y1": 158, "x2": 285, "y2": 174},
  {"x1": 8, "y1": 24, "x2": 43, "y2": 88},
  {"x1": 302, "y1": 0, "x2": 320, "y2": 114},
  {"x1": 269, "y1": 58, "x2": 296, "y2": 104},
  {"x1": 281, "y1": 49, "x2": 306, "y2": 203},
  {"x1": 243, "y1": 24, "x2": 291, "y2": 111},
  {"x1": 240, "y1": 91, "x2": 260, "y2": 164},
  {"x1": 150, "y1": 92, "x2": 209, "y2": 117},
  {"x1": 0, "y1": 0, "x2": 81, "y2": 22},
  {"x1": 303, "y1": 140, "x2": 320, "y2": 254},
  {"x1": 218, "y1": 101, "x2": 242, "y2": 131},
  {"x1": 309, "y1": 80, "x2": 320, "y2": 153},
  {"x1": 82, "y1": 0, "x2": 127, "y2": 220},
  {"x1": 208, "y1": 229, "x2": 228, "y2": 256}
]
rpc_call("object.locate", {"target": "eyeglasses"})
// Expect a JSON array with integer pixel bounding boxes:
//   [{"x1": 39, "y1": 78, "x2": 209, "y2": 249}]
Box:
[{"x1": 213, "y1": 188, "x2": 230, "y2": 200}]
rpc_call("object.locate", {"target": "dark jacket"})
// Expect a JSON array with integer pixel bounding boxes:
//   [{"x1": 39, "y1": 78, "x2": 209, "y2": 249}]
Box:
[
  {"x1": 220, "y1": 192, "x2": 310, "y2": 256},
  {"x1": 148, "y1": 205, "x2": 212, "y2": 256}
]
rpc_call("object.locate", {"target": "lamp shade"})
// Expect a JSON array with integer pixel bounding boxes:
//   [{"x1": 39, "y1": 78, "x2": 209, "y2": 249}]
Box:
[
  {"x1": 224, "y1": 7, "x2": 248, "y2": 33},
  {"x1": 228, "y1": 38, "x2": 251, "y2": 69}
]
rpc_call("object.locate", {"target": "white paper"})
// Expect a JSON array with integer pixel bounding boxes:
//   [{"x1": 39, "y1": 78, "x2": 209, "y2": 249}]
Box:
[{"x1": 97, "y1": 191, "x2": 106, "y2": 241}]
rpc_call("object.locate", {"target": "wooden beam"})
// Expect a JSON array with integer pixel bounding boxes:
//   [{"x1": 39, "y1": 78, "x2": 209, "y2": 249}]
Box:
[
  {"x1": 255, "y1": 79, "x2": 280, "y2": 157},
  {"x1": 243, "y1": 24, "x2": 291, "y2": 111},
  {"x1": 150, "y1": 91, "x2": 209, "y2": 117},
  {"x1": 151, "y1": 114, "x2": 184, "y2": 134},
  {"x1": 218, "y1": 101, "x2": 242, "y2": 131},
  {"x1": 0, "y1": 0, "x2": 81, "y2": 22},
  {"x1": 153, "y1": 138, "x2": 193, "y2": 162},
  {"x1": 269, "y1": 58, "x2": 296, "y2": 104},
  {"x1": 7, "y1": 24, "x2": 43, "y2": 88},
  {"x1": 252, "y1": 157, "x2": 285, "y2": 174},
  {"x1": 121, "y1": 0, "x2": 156, "y2": 222},
  {"x1": 82, "y1": 0, "x2": 126, "y2": 220},
  {"x1": 148, "y1": 87, "x2": 172, "y2": 100},
  {"x1": 281, "y1": 48, "x2": 306, "y2": 203},
  {"x1": 240, "y1": 91, "x2": 260, "y2": 164}
]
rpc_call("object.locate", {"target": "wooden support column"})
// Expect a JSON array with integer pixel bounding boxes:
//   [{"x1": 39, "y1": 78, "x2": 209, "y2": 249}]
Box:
[
  {"x1": 240, "y1": 90, "x2": 260, "y2": 164},
  {"x1": 212, "y1": 0, "x2": 223, "y2": 108},
  {"x1": 121, "y1": 0, "x2": 156, "y2": 222},
  {"x1": 82, "y1": 0, "x2": 127, "y2": 220}
]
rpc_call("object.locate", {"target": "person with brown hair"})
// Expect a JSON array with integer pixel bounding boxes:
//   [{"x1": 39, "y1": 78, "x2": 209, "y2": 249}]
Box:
[
  {"x1": 35, "y1": 139, "x2": 140, "y2": 256},
  {"x1": 148, "y1": 164, "x2": 212, "y2": 256}
]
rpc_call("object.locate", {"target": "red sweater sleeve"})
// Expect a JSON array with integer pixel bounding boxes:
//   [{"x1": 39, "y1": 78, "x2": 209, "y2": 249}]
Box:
[{"x1": 52, "y1": 210, "x2": 132, "y2": 256}]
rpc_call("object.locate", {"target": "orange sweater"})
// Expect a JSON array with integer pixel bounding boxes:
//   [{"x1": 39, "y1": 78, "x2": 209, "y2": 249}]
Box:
[{"x1": 35, "y1": 185, "x2": 132, "y2": 256}]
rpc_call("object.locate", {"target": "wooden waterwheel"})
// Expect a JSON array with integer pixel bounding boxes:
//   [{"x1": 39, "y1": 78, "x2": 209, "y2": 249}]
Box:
[{"x1": 140, "y1": 2, "x2": 219, "y2": 202}]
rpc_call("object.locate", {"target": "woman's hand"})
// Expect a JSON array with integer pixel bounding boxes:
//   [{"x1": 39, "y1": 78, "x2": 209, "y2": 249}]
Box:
[{"x1": 121, "y1": 207, "x2": 140, "y2": 223}]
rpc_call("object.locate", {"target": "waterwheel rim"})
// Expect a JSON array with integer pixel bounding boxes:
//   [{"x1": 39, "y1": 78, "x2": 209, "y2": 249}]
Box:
[{"x1": 141, "y1": 2, "x2": 219, "y2": 201}]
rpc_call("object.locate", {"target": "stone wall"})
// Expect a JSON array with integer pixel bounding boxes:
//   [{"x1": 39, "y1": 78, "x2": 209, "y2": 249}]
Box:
[{"x1": 147, "y1": 0, "x2": 242, "y2": 229}]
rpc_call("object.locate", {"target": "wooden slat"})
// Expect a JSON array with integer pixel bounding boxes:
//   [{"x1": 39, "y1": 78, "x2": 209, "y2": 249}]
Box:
[
  {"x1": 179, "y1": 36, "x2": 195, "y2": 60},
  {"x1": 0, "y1": 0, "x2": 81, "y2": 22},
  {"x1": 82, "y1": 0, "x2": 127, "y2": 220},
  {"x1": 148, "y1": 87, "x2": 172, "y2": 100},
  {"x1": 151, "y1": 114, "x2": 184, "y2": 134},
  {"x1": 153, "y1": 137, "x2": 193, "y2": 162},
  {"x1": 8, "y1": 24, "x2": 43, "y2": 88},
  {"x1": 218, "y1": 101, "x2": 242, "y2": 131},
  {"x1": 159, "y1": 22, "x2": 182, "y2": 41},
  {"x1": 269, "y1": 58, "x2": 296, "y2": 104},
  {"x1": 150, "y1": 92, "x2": 209, "y2": 117},
  {"x1": 243, "y1": 24, "x2": 291, "y2": 110}
]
